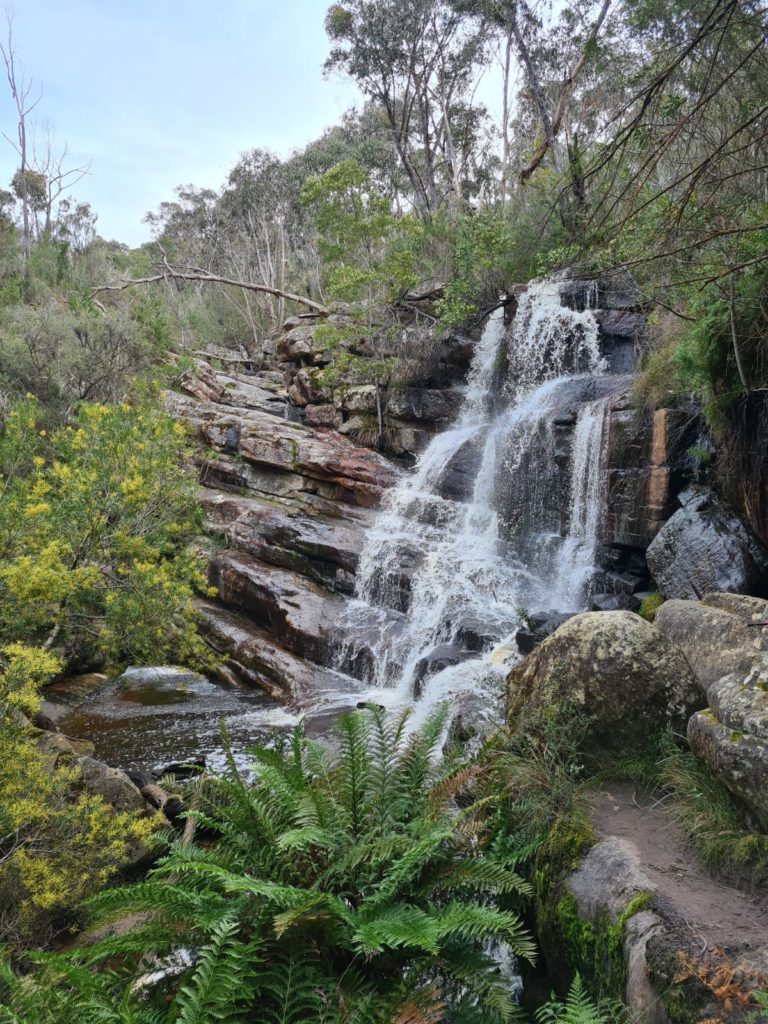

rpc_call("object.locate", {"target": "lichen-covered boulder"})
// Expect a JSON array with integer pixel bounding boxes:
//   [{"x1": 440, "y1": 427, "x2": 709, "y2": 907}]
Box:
[
  {"x1": 647, "y1": 488, "x2": 768, "y2": 600},
  {"x1": 687, "y1": 653, "x2": 768, "y2": 828},
  {"x1": 506, "y1": 611, "x2": 703, "y2": 749},
  {"x1": 77, "y1": 756, "x2": 147, "y2": 814},
  {"x1": 655, "y1": 595, "x2": 768, "y2": 691}
]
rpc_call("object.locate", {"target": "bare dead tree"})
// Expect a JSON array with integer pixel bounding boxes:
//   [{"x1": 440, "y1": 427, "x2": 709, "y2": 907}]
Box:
[
  {"x1": 0, "y1": 5, "x2": 41, "y2": 259},
  {"x1": 30, "y1": 122, "x2": 92, "y2": 235}
]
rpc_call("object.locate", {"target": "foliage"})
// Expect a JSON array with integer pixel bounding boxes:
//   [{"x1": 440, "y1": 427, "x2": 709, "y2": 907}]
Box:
[
  {"x1": 536, "y1": 974, "x2": 623, "y2": 1024},
  {"x1": 0, "y1": 394, "x2": 211, "y2": 670},
  {"x1": 4, "y1": 706, "x2": 537, "y2": 1022},
  {"x1": 301, "y1": 158, "x2": 421, "y2": 302},
  {"x1": 485, "y1": 702, "x2": 593, "y2": 850},
  {"x1": 0, "y1": 646, "x2": 154, "y2": 951},
  {"x1": 637, "y1": 591, "x2": 663, "y2": 622},
  {"x1": 436, "y1": 195, "x2": 566, "y2": 330}
]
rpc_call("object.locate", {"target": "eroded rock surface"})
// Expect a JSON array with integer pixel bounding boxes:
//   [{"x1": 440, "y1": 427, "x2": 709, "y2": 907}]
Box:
[
  {"x1": 688, "y1": 652, "x2": 768, "y2": 828},
  {"x1": 655, "y1": 595, "x2": 768, "y2": 690}
]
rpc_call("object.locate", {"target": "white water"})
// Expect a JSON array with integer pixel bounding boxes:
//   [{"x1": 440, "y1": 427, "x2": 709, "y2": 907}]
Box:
[{"x1": 324, "y1": 276, "x2": 615, "y2": 731}]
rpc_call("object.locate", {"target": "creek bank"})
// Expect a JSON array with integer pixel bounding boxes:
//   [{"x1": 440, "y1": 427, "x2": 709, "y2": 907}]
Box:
[
  {"x1": 42, "y1": 666, "x2": 286, "y2": 775},
  {"x1": 536, "y1": 783, "x2": 768, "y2": 1023}
]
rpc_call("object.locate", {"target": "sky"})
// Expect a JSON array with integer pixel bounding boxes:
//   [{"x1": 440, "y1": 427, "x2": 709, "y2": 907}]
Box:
[{"x1": 0, "y1": 0, "x2": 363, "y2": 246}]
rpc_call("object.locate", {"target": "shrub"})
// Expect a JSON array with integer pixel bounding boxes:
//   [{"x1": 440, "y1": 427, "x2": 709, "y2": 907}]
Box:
[
  {"x1": 0, "y1": 645, "x2": 154, "y2": 951},
  {"x1": 0, "y1": 394, "x2": 211, "y2": 669}
]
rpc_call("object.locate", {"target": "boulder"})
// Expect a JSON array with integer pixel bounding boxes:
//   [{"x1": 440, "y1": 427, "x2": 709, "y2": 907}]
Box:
[
  {"x1": 77, "y1": 756, "x2": 147, "y2": 814},
  {"x1": 215, "y1": 372, "x2": 287, "y2": 416},
  {"x1": 435, "y1": 436, "x2": 482, "y2": 503},
  {"x1": 647, "y1": 487, "x2": 768, "y2": 600},
  {"x1": 288, "y1": 367, "x2": 328, "y2": 407},
  {"x1": 304, "y1": 405, "x2": 343, "y2": 430},
  {"x1": 507, "y1": 611, "x2": 703, "y2": 749},
  {"x1": 335, "y1": 384, "x2": 378, "y2": 414},
  {"x1": 687, "y1": 653, "x2": 768, "y2": 828},
  {"x1": 514, "y1": 611, "x2": 576, "y2": 655},
  {"x1": 702, "y1": 591, "x2": 768, "y2": 624},
  {"x1": 655, "y1": 596, "x2": 768, "y2": 691}
]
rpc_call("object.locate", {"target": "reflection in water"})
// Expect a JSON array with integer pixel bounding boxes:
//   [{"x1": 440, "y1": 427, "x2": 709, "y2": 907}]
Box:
[{"x1": 55, "y1": 667, "x2": 294, "y2": 774}]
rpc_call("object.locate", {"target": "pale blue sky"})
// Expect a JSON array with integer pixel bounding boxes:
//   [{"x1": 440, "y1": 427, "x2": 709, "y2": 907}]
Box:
[{"x1": 0, "y1": 1, "x2": 361, "y2": 245}]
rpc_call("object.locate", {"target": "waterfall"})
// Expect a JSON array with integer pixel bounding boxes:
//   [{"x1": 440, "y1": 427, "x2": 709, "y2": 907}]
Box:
[
  {"x1": 548, "y1": 396, "x2": 611, "y2": 609},
  {"x1": 333, "y1": 276, "x2": 615, "y2": 728}
]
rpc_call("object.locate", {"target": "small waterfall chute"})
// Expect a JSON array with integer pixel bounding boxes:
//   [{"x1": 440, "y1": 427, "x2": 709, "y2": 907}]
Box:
[{"x1": 331, "y1": 277, "x2": 620, "y2": 730}]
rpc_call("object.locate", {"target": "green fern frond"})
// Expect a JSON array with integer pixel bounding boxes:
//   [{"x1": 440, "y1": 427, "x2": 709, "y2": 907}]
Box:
[
  {"x1": 174, "y1": 915, "x2": 262, "y2": 1024},
  {"x1": 434, "y1": 902, "x2": 536, "y2": 961},
  {"x1": 352, "y1": 904, "x2": 440, "y2": 955},
  {"x1": 536, "y1": 974, "x2": 615, "y2": 1024}
]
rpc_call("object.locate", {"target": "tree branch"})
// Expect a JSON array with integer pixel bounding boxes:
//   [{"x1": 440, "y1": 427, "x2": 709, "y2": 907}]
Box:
[
  {"x1": 91, "y1": 254, "x2": 329, "y2": 315},
  {"x1": 519, "y1": 0, "x2": 612, "y2": 182}
]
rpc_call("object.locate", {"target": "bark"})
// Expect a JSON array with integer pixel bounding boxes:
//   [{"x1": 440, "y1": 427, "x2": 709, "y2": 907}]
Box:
[{"x1": 516, "y1": 0, "x2": 612, "y2": 182}]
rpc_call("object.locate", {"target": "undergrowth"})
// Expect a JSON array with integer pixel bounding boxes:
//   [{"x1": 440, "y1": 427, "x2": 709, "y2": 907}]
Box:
[{"x1": 622, "y1": 731, "x2": 768, "y2": 885}]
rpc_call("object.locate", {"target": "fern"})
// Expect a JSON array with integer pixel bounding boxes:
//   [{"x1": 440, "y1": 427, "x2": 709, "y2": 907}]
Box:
[
  {"x1": 6, "y1": 706, "x2": 536, "y2": 1023},
  {"x1": 536, "y1": 974, "x2": 619, "y2": 1024},
  {"x1": 174, "y1": 915, "x2": 261, "y2": 1024}
]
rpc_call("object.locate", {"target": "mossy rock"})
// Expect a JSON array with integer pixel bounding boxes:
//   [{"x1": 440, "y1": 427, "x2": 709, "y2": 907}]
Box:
[{"x1": 507, "y1": 611, "x2": 703, "y2": 753}]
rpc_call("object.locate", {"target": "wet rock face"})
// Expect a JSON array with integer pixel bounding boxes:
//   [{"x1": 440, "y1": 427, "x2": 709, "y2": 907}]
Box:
[
  {"x1": 196, "y1": 601, "x2": 349, "y2": 702},
  {"x1": 208, "y1": 551, "x2": 349, "y2": 668},
  {"x1": 688, "y1": 652, "x2": 768, "y2": 829},
  {"x1": 514, "y1": 611, "x2": 575, "y2": 655},
  {"x1": 413, "y1": 644, "x2": 473, "y2": 698},
  {"x1": 604, "y1": 397, "x2": 695, "y2": 549},
  {"x1": 507, "y1": 611, "x2": 703, "y2": 750},
  {"x1": 647, "y1": 487, "x2": 768, "y2": 600}
]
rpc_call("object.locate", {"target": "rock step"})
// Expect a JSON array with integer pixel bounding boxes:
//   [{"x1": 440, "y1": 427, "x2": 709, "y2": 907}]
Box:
[
  {"x1": 207, "y1": 551, "x2": 402, "y2": 682},
  {"x1": 548, "y1": 782, "x2": 768, "y2": 1022},
  {"x1": 165, "y1": 390, "x2": 399, "y2": 508},
  {"x1": 196, "y1": 601, "x2": 349, "y2": 701},
  {"x1": 201, "y1": 491, "x2": 369, "y2": 595}
]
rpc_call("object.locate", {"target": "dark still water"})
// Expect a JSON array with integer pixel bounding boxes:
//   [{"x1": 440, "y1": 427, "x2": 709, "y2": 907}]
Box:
[{"x1": 52, "y1": 667, "x2": 302, "y2": 774}]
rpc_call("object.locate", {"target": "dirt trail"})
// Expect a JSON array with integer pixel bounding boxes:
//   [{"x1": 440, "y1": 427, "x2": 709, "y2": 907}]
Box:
[{"x1": 589, "y1": 782, "x2": 768, "y2": 952}]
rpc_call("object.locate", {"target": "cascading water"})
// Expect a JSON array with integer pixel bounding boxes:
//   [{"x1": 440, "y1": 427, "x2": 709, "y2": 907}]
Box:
[{"x1": 332, "y1": 276, "x2": 617, "y2": 731}]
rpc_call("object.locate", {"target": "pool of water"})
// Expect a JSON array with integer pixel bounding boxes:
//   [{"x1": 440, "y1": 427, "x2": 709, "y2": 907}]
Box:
[{"x1": 53, "y1": 667, "x2": 302, "y2": 774}]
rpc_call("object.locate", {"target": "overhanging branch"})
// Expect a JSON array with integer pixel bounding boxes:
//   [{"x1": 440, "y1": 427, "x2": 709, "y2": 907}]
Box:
[{"x1": 91, "y1": 254, "x2": 329, "y2": 316}]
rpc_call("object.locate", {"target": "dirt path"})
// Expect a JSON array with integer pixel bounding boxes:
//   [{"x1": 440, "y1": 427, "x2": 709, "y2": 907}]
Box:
[{"x1": 589, "y1": 782, "x2": 768, "y2": 952}]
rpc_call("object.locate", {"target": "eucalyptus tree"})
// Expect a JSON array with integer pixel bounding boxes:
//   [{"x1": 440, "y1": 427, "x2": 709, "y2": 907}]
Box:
[{"x1": 324, "y1": 0, "x2": 488, "y2": 218}]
